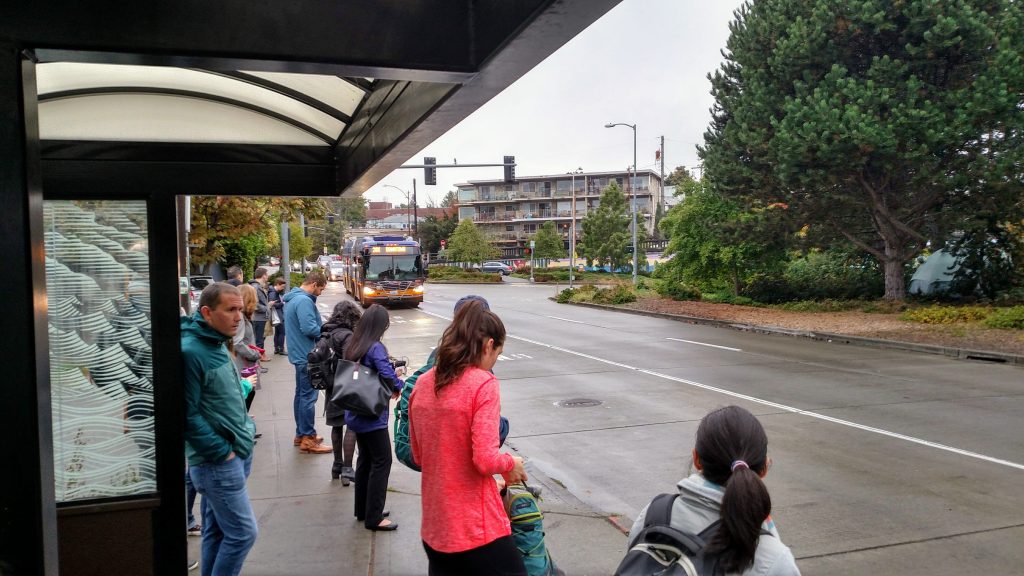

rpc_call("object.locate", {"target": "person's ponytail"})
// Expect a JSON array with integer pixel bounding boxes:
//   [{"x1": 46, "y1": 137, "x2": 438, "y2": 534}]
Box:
[
  {"x1": 695, "y1": 406, "x2": 771, "y2": 573},
  {"x1": 709, "y1": 464, "x2": 771, "y2": 573}
]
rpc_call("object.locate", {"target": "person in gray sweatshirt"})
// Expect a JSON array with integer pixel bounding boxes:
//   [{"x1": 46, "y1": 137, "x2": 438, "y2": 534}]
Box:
[{"x1": 627, "y1": 406, "x2": 800, "y2": 576}]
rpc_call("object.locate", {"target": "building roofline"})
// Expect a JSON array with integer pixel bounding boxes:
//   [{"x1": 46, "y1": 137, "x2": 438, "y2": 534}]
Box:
[{"x1": 455, "y1": 168, "x2": 661, "y2": 188}]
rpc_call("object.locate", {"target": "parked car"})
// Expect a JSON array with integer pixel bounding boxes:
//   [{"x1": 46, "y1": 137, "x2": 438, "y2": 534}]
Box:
[
  {"x1": 481, "y1": 261, "x2": 513, "y2": 275},
  {"x1": 316, "y1": 255, "x2": 333, "y2": 268},
  {"x1": 328, "y1": 262, "x2": 345, "y2": 282},
  {"x1": 188, "y1": 276, "x2": 215, "y2": 310}
]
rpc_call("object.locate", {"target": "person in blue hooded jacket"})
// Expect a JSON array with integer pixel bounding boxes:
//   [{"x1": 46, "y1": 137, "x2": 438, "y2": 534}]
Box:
[
  {"x1": 282, "y1": 271, "x2": 332, "y2": 454},
  {"x1": 182, "y1": 282, "x2": 259, "y2": 576}
]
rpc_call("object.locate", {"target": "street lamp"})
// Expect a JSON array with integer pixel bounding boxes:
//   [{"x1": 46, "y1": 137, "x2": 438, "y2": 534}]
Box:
[
  {"x1": 605, "y1": 122, "x2": 638, "y2": 284},
  {"x1": 383, "y1": 184, "x2": 412, "y2": 232},
  {"x1": 567, "y1": 167, "x2": 583, "y2": 290}
]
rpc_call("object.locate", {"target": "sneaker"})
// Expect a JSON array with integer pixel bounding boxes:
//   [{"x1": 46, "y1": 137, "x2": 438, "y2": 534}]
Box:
[
  {"x1": 294, "y1": 434, "x2": 323, "y2": 446},
  {"x1": 188, "y1": 559, "x2": 199, "y2": 571},
  {"x1": 187, "y1": 524, "x2": 202, "y2": 537},
  {"x1": 299, "y1": 436, "x2": 333, "y2": 454}
]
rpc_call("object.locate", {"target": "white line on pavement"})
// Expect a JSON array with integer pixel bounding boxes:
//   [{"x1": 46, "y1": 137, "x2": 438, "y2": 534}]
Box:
[
  {"x1": 546, "y1": 315, "x2": 586, "y2": 324},
  {"x1": 666, "y1": 337, "x2": 741, "y2": 352},
  {"x1": 420, "y1": 309, "x2": 1024, "y2": 472}
]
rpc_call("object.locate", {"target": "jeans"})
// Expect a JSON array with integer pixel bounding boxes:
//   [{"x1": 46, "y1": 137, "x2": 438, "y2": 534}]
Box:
[
  {"x1": 252, "y1": 320, "x2": 266, "y2": 350},
  {"x1": 186, "y1": 467, "x2": 198, "y2": 529},
  {"x1": 293, "y1": 364, "x2": 318, "y2": 437},
  {"x1": 190, "y1": 455, "x2": 257, "y2": 576}
]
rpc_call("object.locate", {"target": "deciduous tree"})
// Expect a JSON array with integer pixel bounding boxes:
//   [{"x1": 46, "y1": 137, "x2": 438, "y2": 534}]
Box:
[
  {"x1": 446, "y1": 218, "x2": 498, "y2": 264},
  {"x1": 531, "y1": 220, "x2": 565, "y2": 260}
]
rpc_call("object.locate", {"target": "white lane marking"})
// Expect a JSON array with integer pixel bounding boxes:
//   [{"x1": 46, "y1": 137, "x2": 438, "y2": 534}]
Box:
[
  {"x1": 667, "y1": 337, "x2": 741, "y2": 352},
  {"x1": 546, "y1": 315, "x2": 586, "y2": 324},
  {"x1": 421, "y1": 309, "x2": 1024, "y2": 472}
]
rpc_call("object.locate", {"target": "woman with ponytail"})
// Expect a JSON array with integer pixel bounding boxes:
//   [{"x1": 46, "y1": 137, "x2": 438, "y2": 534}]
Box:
[
  {"x1": 410, "y1": 300, "x2": 529, "y2": 575},
  {"x1": 627, "y1": 406, "x2": 800, "y2": 575}
]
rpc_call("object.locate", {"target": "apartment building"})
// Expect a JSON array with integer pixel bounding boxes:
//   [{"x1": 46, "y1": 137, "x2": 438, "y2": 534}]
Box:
[{"x1": 455, "y1": 169, "x2": 663, "y2": 250}]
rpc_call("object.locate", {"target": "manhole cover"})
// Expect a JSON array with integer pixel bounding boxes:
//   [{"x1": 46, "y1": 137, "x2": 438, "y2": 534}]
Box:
[{"x1": 556, "y1": 398, "x2": 602, "y2": 408}]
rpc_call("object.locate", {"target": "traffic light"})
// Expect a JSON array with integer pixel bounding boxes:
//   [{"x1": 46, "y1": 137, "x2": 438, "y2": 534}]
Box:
[
  {"x1": 504, "y1": 156, "x2": 515, "y2": 183},
  {"x1": 424, "y1": 157, "x2": 437, "y2": 185}
]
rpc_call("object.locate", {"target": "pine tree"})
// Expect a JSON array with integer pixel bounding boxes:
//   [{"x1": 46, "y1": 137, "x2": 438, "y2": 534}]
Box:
[
  {"x1": 578, "y1": 182, "x2": 631, "y2": 271},
  {"x1": 700, "y1": 0, "x2": 1024, "y2": 300}
]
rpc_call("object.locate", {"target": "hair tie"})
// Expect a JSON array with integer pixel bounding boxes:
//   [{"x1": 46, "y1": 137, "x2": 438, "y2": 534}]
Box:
[{"x1": 730, "y1": 460, "x2": 749, "y2": 472}]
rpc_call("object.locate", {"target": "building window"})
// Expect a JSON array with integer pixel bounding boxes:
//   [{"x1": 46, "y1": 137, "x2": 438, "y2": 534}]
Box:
[
  {"x1": 45, "y1": 200, "x2": 155, "y2": 502},
  {"x1": 506, "y1": 224, "x2": 515, "y2": 231}
]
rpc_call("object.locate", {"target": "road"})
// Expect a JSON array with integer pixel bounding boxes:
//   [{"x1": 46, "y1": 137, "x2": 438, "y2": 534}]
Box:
[{"x1": 315, "y1": 278, "x2": 1024, "y2": 575}]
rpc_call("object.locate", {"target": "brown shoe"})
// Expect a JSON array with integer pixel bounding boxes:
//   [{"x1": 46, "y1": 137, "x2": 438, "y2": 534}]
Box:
[
  {"x1": 294, "y1": 434, "x2": 324, "y2": 446},
  {"x1": 260, "y1": 355, "x2": 272, "y2": 362},
  {"x1": 299, "y1": 436, "x2": 333, "y2": 454}
]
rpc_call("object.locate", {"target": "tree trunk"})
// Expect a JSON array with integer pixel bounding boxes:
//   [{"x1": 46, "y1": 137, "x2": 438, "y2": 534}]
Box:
[{"x1": 882, "y1": 244, "x2": 906, "y2": 301}]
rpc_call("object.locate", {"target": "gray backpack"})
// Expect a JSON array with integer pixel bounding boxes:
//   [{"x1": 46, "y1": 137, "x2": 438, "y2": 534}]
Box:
[{"x1": 614, "y1": 493, "x2": 728, "y2": 576}]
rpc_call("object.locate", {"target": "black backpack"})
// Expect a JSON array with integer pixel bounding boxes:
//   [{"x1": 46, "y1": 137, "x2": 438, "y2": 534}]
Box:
[
  {"x1": 614, "y1": 493, "x2": 727, "y2": 576},
  {"x1": 306, "y1": 334, "x2": 336, "y2": 390}
]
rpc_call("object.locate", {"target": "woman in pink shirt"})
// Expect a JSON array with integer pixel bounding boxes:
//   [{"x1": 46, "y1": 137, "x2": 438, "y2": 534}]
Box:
[{"x1": 410, "y1": 300, "x2": 528, "y2": 575}]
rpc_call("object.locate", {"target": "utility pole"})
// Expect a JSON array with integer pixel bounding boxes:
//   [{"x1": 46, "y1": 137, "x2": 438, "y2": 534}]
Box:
[
  {"x1": 281, "y1": 219, "x2": 290, "y2": 288},
  {"x1": 659, "y1": 135, "x2": 665, "y2": 209},
  {"x1": 412, "y1": 178, "x2": 418, "y2": 239}
]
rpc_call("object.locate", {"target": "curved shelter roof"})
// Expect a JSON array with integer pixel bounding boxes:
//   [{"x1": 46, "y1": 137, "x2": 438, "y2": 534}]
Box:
[{"x1": 4, "y1": 0, "x2": 624, "y2": 198}]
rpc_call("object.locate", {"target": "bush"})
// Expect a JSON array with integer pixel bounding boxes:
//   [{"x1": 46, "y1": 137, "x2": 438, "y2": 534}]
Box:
[
  {"x1": 593, "y1": 285, "x2": 637, "y2": 304},
  {"x1": 773, "y1": 299, "x2": 863, "y2": 312},
  {"x1": 556, "y1": 288, "x2": 576, "y2": 303},
  {"x1": 740, "y1": 252, "x2": 884, "y2": 304},
  {"x1": 426, "y1": 266, "x2": 500, "y2": 282},
  {"x1": 984, "y1": 306, "x2": 1024, "y2": 330},
  {"x1": 900, "y1": 305, "x2": 992, "y2": 324},
  {"x1": 657, "y1": 280, "x2": 702, "y2": 301},
  {"x1": 703, "y1": 292, "x2": 759, "y2": 306}
]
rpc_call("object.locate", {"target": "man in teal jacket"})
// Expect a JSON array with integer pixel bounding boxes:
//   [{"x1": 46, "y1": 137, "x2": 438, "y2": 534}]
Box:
[{"x1": 183, "y1": 282, "x2": 258, "y2": 576}]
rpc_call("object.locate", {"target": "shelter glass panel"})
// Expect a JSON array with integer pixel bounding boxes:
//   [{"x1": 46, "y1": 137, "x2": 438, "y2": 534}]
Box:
[{"x1": 44, "y1": 200, "x2": 155, "y2": 502}]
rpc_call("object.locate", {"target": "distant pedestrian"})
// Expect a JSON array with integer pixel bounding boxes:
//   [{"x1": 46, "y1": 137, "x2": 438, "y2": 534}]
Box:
[
  {"x1": 344, "y1": 304, "x2": 405, "y2": 531},
  {"x1": 319, "y1": 300, "x2": 362, "y2": 484},
  {"x1": 625, "y1": 406, "x2": 799, "y2": 576},
  {"x1": 182, "y1": 283, "x2": 258, "y2": 576},
  {"x1": 249, "y1": 267, "x2": 270, "y2": 359},
  {"x1": 268, "y1": 277, "x2": 287, "y2": 355},
  {"x1": 410, "y1": 300, "x2": 528, "y2": 575},
  {"x1": 234, "y1": 284, "x2": 263, "y2": 409},
  {"x1": 283, "y1": 271, "x2": 332, "y2": 454},
  {"x1": 225, "y1": 265, "x2": 243, "y2": 287}
]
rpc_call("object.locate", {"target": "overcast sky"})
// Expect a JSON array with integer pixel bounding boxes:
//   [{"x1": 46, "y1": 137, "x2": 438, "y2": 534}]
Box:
[{"x1": 363, "y1": 0, "x2": 746, "y2": 206}]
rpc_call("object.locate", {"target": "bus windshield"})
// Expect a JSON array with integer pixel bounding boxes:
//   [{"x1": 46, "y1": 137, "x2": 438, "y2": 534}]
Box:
[{"x1": 365, "y1": 255, "x2": 423, "y2": 281}]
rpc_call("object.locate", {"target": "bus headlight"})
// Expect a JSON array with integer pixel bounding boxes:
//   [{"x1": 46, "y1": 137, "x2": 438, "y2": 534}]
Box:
[
  {"x1": 362, "y1": 286, "x2": 376, "y2": 296},
  {"x1": 413, "y1": 285, "x2": 425, "y2": 293}
]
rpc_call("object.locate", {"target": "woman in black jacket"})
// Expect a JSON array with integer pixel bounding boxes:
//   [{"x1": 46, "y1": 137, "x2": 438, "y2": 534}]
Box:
[{"x1": 320, "y1": 300, "x2": 362, "y2": 484}]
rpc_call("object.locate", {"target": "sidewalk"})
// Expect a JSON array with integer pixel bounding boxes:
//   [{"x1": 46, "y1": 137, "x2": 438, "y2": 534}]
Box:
[{"x1": 196, "y1": 353, "x2": 628, "y2": 576}]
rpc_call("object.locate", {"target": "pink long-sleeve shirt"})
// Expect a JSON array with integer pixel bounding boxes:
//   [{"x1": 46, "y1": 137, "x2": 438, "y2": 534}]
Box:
[{"x1": 410, "y1": 366, "x2": 515, "y2": 553}]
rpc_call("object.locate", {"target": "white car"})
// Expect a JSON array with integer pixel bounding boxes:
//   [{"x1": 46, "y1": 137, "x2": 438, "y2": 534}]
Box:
[{"x1": 328, "y1": 262, "x2": 345, "y2": 282}]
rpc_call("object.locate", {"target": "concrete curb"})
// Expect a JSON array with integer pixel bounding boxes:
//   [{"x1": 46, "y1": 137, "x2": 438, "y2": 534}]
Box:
[{"x1": 558, "y1": 299, "x2": 1024, "y2": 367}]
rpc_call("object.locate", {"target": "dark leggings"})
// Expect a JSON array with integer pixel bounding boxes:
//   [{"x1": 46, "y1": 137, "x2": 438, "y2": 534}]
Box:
[
  {"x1": 353, "y1": 428, "x2": 392, "y2": 527},
  {"x1": 330, "y1": 425, "x2": 357, "y2": 469},
  {"x1": 273, "y1": 322, "x2": 285, "y2": 353},
  {"x1": 423, "y1": 536, "x2": 527, "y2": 576}
]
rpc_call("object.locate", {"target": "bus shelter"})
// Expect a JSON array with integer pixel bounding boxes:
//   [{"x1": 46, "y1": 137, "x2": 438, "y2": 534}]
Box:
[{"x1": 0, "y1": 1, "x2": 620, "y2": 573}]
